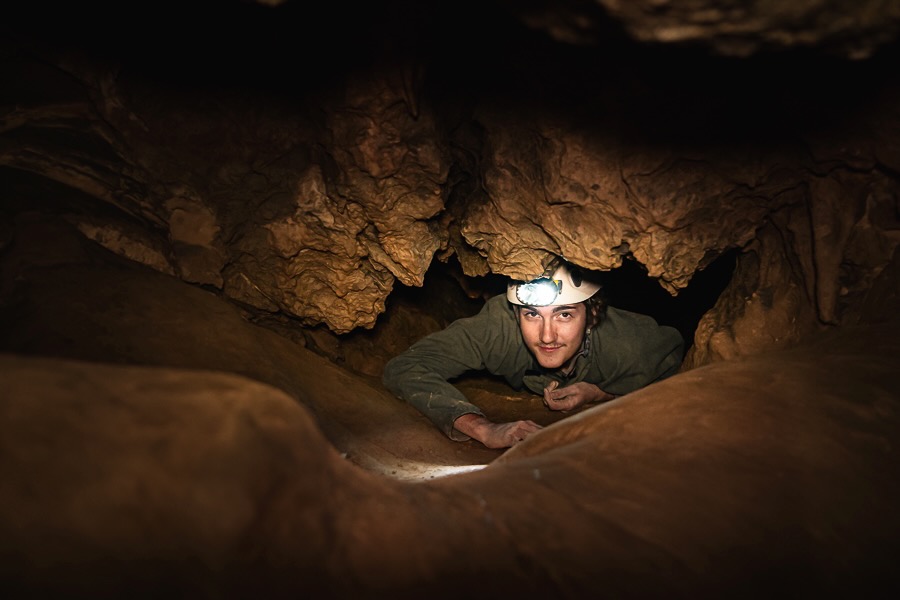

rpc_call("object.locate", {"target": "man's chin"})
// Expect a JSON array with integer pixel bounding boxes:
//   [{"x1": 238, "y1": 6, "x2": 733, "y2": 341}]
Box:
[{"x1": 535, "y1": 353, "x2": 572, "y2": 370}]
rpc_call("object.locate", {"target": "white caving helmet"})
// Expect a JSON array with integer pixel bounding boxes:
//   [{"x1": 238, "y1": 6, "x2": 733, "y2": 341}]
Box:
[{"x1": 507, "y1": 259, "x2": 601, "y2": 306}]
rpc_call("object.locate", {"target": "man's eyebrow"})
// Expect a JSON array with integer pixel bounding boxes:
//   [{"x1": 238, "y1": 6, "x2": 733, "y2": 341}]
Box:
[
  {"x1": 520, "y1": 304, "x2": 579, "y2": 312},
  {"x1": 552, "y1": 305, "x2": 579, "y2": 312}
]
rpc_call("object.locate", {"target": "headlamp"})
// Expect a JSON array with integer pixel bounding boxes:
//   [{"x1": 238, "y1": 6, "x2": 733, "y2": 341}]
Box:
[
  {"x1": 507, "y1": 259, "x2": 600, "y2": 306},
  {"x1": 515, "y1": 277, "x2": 562, "y2": 306}
]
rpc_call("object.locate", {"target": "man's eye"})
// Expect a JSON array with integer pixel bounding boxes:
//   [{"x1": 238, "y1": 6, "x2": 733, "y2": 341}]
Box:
[
  {"x1": 524, "y1": 310, "x2": 539, "y2": 318},
  {"x1": 558, "y1": 312, "x2": 572, "y2": 318}
]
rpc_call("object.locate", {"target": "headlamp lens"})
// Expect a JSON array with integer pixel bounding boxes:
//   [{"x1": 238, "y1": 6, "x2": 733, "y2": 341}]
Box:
[{"x1": 515, "y1": 277, "x2": 562, "y2": 306}]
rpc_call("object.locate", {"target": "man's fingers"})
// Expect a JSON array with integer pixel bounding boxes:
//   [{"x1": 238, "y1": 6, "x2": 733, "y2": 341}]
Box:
[
  {"x1": 543, "y1": 380, "x2": 559, "y2": 400},
  {"x1": 544, "y1": 382, "x2": 567, "y2": 400},
  {"x1": 543, "y1": 386, "x2": 554, "y2": 406},
  {"x1": 512, "y1": 421, "x2": 543, "y2": 443},
  {"x1": 544, "y1": 383, "x2": 580, "y2": 411},
  {"x1": 552, "y1": 389, "x2": 571, "y2": 401},
  {"x1": 549, "y1": 387, "x2": 575, "y2": 405}
]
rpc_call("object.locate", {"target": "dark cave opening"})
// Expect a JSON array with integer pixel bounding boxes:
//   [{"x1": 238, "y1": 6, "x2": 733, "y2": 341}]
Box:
[{"x1": 598, "y1": 250, "x2": 739, "y2": 353}]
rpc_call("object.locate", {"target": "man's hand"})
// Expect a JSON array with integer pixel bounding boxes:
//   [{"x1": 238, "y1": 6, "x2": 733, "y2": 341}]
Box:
[
  {"x1": 453, "y1": 413, "x2": 542, "y2": 449},
  {"x1": 543, "y1": 381, "x2": 615, "y2": 412}
]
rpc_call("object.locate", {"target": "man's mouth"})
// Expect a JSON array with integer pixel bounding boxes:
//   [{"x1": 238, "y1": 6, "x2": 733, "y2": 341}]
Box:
[{"x1": 538, "y1": 345, "x2": 563, "y2": 353}]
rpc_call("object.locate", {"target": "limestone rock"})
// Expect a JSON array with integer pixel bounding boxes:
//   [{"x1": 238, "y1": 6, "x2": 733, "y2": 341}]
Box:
[{"x1": 509, "y1": 0, "x2": 900, "y2": 58}]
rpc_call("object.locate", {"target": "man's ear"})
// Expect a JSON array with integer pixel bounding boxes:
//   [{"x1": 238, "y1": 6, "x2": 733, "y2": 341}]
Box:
[{"x1": 588, "y1": 302, "x2": 600, "y2": 327}]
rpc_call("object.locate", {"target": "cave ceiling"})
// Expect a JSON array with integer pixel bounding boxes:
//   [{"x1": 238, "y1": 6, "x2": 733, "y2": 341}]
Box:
[{"x1": 2, "y1": 0, "x2": 899, "y2": 361}]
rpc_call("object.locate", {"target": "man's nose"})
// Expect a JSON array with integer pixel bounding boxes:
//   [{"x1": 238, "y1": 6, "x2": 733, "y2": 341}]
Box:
[{"x1": 540, "y1": 319, "x2": 556, "y2": 343}]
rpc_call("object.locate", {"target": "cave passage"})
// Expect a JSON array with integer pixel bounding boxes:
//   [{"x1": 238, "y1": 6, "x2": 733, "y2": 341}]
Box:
[
  {"x1": 387, "y1": 250, "x2": 738, "y2": 358},
  {"x1": 599, "y1": 250, "x2": 739, "y2": 353}
]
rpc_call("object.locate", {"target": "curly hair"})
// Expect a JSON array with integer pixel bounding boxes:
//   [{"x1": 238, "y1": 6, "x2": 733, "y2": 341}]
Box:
[{"x1": 584, "y1": 289, "x2": 608, "y2": 330}]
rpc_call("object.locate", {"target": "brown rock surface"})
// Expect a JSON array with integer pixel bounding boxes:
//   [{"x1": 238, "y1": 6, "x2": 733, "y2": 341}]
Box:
[
  {"x1": 1, "y1": 218, "x2": 898, "y2": 597},
  {"x1": 2, "y1": 1, "x2": 897, "y2": 347},
  {"x1": 510, "y1": 0, "x2": 900, "y2": 58}
]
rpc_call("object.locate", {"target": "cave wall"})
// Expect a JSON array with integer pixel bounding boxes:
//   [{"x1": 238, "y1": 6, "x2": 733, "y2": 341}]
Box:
[{"x1": 2, "y1": 0, "x2": 899, "y2": 364}]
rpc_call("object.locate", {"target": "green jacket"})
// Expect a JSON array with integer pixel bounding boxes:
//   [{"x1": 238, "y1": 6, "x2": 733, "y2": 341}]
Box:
[{"x1": 383, "y1": 294, "x2": 684, "y2": 440}]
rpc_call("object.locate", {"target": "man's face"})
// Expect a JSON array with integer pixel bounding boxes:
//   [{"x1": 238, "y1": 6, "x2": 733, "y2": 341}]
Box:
[{"x1": 517, "y1": 303, "x2": 588, "y2": 370}]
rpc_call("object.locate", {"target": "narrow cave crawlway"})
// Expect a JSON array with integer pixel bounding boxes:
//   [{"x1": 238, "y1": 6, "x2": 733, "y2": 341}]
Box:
[
  {"x1": 311, "y1": 249, "x2": 741, "y2": 476},
  {"x1": 375, "y1": 249, "x2": 738, "y2": 365}
]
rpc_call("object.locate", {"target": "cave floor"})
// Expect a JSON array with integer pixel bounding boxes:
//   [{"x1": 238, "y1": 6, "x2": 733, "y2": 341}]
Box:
[{"x1": 326, "y1": 373, "x2": 592, "y2": 481}]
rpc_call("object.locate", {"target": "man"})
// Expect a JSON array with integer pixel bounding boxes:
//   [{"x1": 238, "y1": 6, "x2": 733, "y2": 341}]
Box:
[{"x1": 382, "y1": 258, "x2": 684, "y2": 449}]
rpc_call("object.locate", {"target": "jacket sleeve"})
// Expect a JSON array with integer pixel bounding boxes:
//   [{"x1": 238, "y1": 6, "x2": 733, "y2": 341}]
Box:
[{"x1": 382, "y1": 295, "x2": 520, "y2": 440}]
